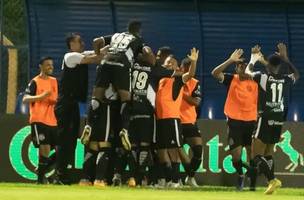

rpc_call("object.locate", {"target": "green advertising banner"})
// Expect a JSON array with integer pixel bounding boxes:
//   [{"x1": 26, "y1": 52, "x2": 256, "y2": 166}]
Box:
[{"x1": 0, "y1": 115, "x2": 303, "y2": 186}]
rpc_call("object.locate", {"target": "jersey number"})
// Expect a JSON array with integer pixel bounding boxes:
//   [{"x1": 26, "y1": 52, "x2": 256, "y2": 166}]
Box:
[
  {"x1": 112, "y1": 34, "x2": 133, "y2": 50},
  {"x1": 270, "y1": 83, "x2": 283, "y2": 103},
  {"x1": 132, "y1": 71, "x2": 148, "y2": 90}
]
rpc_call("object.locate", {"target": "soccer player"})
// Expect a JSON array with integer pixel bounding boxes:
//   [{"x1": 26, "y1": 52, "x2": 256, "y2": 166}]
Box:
[
  {"x1": 155, "y1": 48, "x2": 199, "y2": 188},
  {"x1": 55, "y1": 33, "x2": 106, "y2": 184},
  {"x1": 128, "y1": 48, "x2": 177, "y2": 187},
  {"x1": 245, "y1": 43, "x2": 300, "y2": 194},
  {"x1": 179, "y1": 58, "x2": 202, "y2": 187},
  {"x1": 23, "y1": 57, "x2": 58, "y2": 184},
  {"x1": 211, "y1": 49, "x2": 258, "y2": 190},
  {"x1": 79, "y1": 84, "x2": 120, "y2": 187},
  {"x1": 83, "y1": 21, "x2": 150, "y2": 153}
]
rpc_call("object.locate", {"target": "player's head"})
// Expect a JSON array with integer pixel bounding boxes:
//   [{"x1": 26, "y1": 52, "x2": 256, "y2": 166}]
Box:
[
  {"x1": 235, "y1": 61, "x2": 247, "y2": 75},
  {"x1": 266, "y1": 54, "x2": 281, "y2": 74},
  {"x1": 163, "y1": 55, "x2": 179, "y2": 70},
  {"x1": 156, "y1": 46, "x2": 172, "y2": 65},
  {"x1": 39, "y1": 56, "x2": 54, "y2": 75},
  {"x1": 128, "y1": 20, "x2": 142, "y2": 37},
  {"x1": 137, "y1": 47, "x2": 156, "y2": 66},
  {"x1": 66, "y1": 33, "x2": 84, "y2": 52},
  {"x1": 180, "y1": 57, "x2": 192, "y2": 73}
]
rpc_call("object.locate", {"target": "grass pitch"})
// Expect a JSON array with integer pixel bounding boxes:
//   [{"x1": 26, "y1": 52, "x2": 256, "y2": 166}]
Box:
[{"x1": 0, "y1": 183, "x2": 303, "y2": 200}]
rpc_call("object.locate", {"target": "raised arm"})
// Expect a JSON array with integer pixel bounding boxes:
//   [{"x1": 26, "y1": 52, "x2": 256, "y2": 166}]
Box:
[
  {"x1": 80, "y1": 45, "x2": 109, "y2": 64},
  {"x1": 276, "y1": 43, "x2": 300, "y2": 81},
  {"x1": 211, "y1": 49, "x2": 244, "y2": 81},
  {"x1": 245, "y1": 45, "x2": 263, "y2": 77},
  {"x1": 182, "y1": 48, "x2": 199, "y2": 83}
]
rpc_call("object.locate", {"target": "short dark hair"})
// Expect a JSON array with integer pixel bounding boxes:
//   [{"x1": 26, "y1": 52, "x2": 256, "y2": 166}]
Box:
[
  {"x1": 181, "y1": 57, "x2": 191, "y2": 68},
  {"x1": 158, "y1": 46, "x2": 172, "y2": 58},
  {"x1": 66, "y1": 32, "x2": 80, "y2": 49},
  {"x1": 268, "y1": 54, "x2": 281, "y2": 67},
  {"x1": 39, "y1": 56, "x2": 53, "y2": 65},
  {"x1": 128, "y1": 20, "x2": 142, "y2": 34}
]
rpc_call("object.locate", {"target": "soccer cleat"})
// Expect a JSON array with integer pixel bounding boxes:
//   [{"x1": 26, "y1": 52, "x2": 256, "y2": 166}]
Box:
[
  {"x1": 154, "y1": 179, "x2": 166, "y2": 189},
  {"x1": 185, "y1": 176, "x2": 199, "y2": 188},
  {"x1": 264, "y1": 178, "x2": 282, "y2": 195},
  {"x1": 119, "y1": 129, "x2": 131, "y2": 151},
  {"x1": 112, "y1": 173, "x2": 122, "y2": 186},
  {"x1": 80, "y1": 125, "x2": 92, "y2": 145},
  {"x1": 94, "y1": 180, "x2": 106, "y2": 188},
  {"x1": 128, "y1": 177, "x2": 136, "y2": 187},
  {"x1": 236, "y1": 175, "x2": 245, "y2": 191},
  {"x1": 167, "y1": 181, "x2": 182, "y2": 189},
  {"x1": 79, "y1": 179, "x2": 92, "y2": 186}
]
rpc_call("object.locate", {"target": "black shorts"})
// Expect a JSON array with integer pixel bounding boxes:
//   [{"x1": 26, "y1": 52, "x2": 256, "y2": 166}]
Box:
[
  {"x1": 181, "y1": 123, "x2": 201, "y2": 139},
  {"x1": 95, "y1": 62, "x2": 131, "y2": 92},
  {"x1": 227, "y1": 118, "x2": 256, "y2": 150},
  {"x1": 253, "y1": 116, "x2": 283, "y2": 144},
  {"x1": 129, "y1": 114, "x2": 155, "y2": 145},
  {"x1": 156, "y1": 118, "x2": 182, "y2": 149},
  {"x1": 31, "y1": 122, "x2": 58, "y2": 148},
  {"x1": 90, "y1": 100, "x2": 122, "y2": 143}
]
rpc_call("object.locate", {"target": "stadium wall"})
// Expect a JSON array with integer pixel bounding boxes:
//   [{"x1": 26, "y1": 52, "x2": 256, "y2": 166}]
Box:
[
  {"x1": 0, "y1": 114, "x2": 303, "y2": 187},
  {"x1": 24, "y1": 0, "x2": 304, "y2": 121}
]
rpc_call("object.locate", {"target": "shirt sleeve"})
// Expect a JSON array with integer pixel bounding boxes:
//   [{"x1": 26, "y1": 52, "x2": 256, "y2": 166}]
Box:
[
  {"x1": 284, "y1": 73, "x2": 297, "y2": 85},
  {"x1": 25, "y1": 80, "x2": 37, "y2": 96},
  {"x1": 191, "y1": 82, "x2": 201, "y2": 98},
  {"x1": 172, "y1": 76, "x2": 185, "y2": 100},
  {"x1": 151, "y1": 65, "x2": 175, "y2": 79},
  {"x1": 220, "y1": 73, "x2": 234, "y2": 87},
  {"x1": 64, "y1": 52, "x2": 85, "y2": 68}
]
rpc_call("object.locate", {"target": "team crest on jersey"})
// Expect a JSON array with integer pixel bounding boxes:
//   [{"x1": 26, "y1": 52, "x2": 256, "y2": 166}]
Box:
[{"x1": 38, "y1": 134, "x2": 45, "y2": 141}]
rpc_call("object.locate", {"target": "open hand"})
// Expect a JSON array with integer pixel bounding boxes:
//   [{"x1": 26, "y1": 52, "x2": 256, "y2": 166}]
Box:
[
  {"x1": 276, "y1": 43, "x2": 288, "y2": 61},
  {"x1": 229, "y1": 49, "x2": 244, "y2": 63},
  {"x1": 187, "y1": 47, "x2": 199, "y2": 61}
]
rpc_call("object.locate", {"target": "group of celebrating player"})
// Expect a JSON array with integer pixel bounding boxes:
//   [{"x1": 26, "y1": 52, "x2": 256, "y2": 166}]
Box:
[{"x1": 23, "y1": 20, "x2": 299, "y2": 195}]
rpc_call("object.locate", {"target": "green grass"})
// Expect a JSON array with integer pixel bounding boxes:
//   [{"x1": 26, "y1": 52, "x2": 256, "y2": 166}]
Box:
[{"x1": 0, "y1": 183, "x2": 304, "y2": 200}]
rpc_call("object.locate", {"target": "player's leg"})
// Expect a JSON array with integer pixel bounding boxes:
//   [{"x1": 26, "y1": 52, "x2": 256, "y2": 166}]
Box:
[
  {"x1": 156, "y1": 119, "x2": 173, "y2": 188},
  {"x1": 182, "y1": 123, "x2": 203, "y2": 187},
  {"x1": 81, "y1": 64, "x2": 108, "y2": 144},
  {"x1": 263, "y1": 125, "x2": 283, "y2": 194},
  {"x1": 79, "y1": 141, "x2": 98, "y2": 186},
  {"x1": 33, "y1": 123, "x2": 52, "y2": 184},
  {"x1": 114, "y1": 66, "x2": 132, "y2": 151},
  {"x1": 227, "y1": 119, "x2": 248, "y2": 190},
  {"x1": 167, "y1": 148, "x2": 182, "y2": 188},
  {"x1": 54, "y1": 102, "x2": 74, "y2": 184},
  {"x1": 167, "y1": 119, "x2": 183, "y2": 188},
  {"x1": 136, "y1": 116, "x2": 154, "y2": 186}
]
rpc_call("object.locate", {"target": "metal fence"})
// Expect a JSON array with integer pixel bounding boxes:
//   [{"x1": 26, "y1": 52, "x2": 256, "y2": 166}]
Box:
[{"x1": 0, "y1": 0, "x2": 29, "y2": 114}]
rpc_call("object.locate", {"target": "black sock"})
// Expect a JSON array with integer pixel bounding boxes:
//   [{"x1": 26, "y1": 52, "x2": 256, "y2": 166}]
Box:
[
  {"x1": 265, "y1": 155, "x2": 275, "y2": 180},
  {"x1": 82, "y1": 149, "x2": 98, "y2": 181},
  {"x1": 138, "y1": 148, "x2": 150, "y2": 184},
  {"x1": 38, "y1": 156, "x2": 49, "y2": 183},
  {"x1": 126, "y1": 150, "x2": 137, "y2": 178},
  {"x1": 233, "y1": 160, "x2": 243, "y2": 176},
  {"x1": 158, "y1": 163, "x2": 170, "y2": 181},
  {"x1": 182, "y1": 162, "x2": 193, "y2": 177},
  {"x1": 190, "y1": 157, "x2": 201, "y2": 176},
  {"x1": 120, "y1": 101, "x2": 132, "y2": 130},
  {"x1": 249, "y1": 159, "x2": 257, "y2": 189},
  {"x1": 171, "y1": 162, "x2": 180, "y2": 183},
  {"x1": 87, "y1": 98, "x2": 103, "y2": 126},
  {"x1": 95, "y1": 150, "x2": 110, "y2": 181},
  {"x1": 113, "y1": 148, "x2": 126, "y2": 175},
  {"x1": 254, "y1": 155, "x2": 273, "y2": 181}
]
